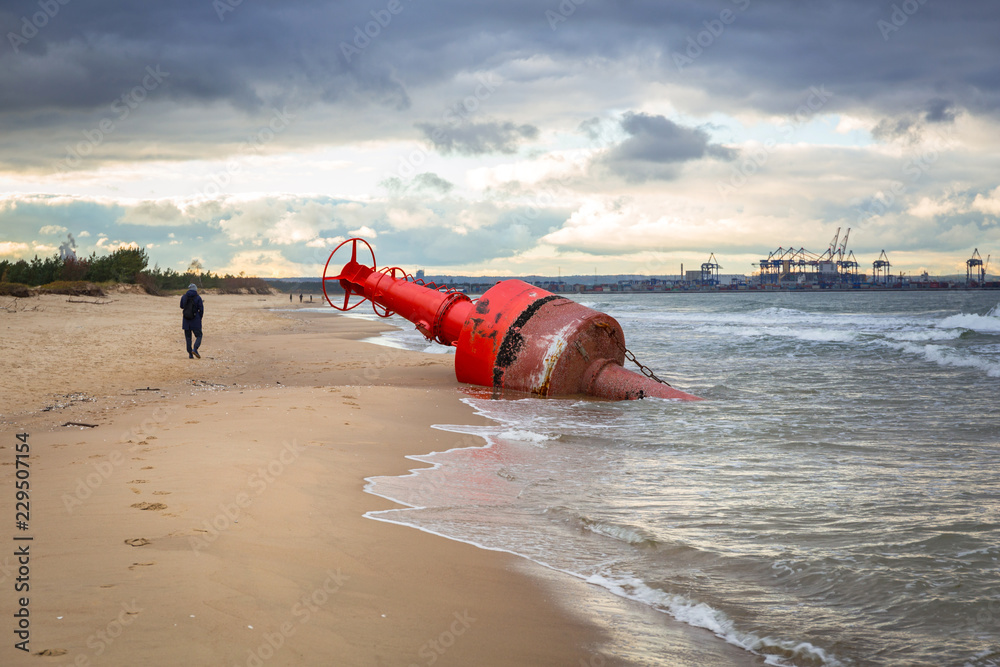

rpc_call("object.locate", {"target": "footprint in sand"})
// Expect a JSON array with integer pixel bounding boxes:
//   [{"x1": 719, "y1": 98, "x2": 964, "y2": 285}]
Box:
[
  {"x1": 129, "y1": 480, "x2": 148, "y2": 484},
  {"x1": 141, "y1": 466, "x2": 153, "y2": 470},
  {"x1": 131, "y1": 502, "x2": 167, "y2": 511},
  {"x1": 124, "y1": 538, "x2": 151, "y2": 547},
  {"x1": 36, "y1": 649, "x2": 68, "y2": 657},
  {"x1": 130, "y1": 487, "x2": 141, "y2": 494},
  {"x1": 152, "y1": 491, "x2": 170, "y2": 495},
  {"x1": 128, "y1": 562, "x2": 155, "y2": 570}
]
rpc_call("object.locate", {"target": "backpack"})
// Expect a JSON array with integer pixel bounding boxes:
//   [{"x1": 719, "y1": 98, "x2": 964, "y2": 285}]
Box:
[{"x1": 183, "y1": 296, "x2": 198, "y2": 320}]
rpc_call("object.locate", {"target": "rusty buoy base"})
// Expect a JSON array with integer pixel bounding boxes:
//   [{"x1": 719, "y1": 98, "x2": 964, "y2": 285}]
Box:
[{"x1": 581, "y1": 359, "x2": 702, "y2": 401}]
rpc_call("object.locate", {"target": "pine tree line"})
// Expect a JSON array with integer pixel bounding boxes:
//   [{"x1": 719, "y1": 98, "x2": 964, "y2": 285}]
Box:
[{"x1": 0, "y1": 247, "x2": 270, "y2": 295}]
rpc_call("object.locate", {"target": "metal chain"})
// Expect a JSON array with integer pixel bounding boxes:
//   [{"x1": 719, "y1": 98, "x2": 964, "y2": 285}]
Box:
[{"x1": 607, "y1": 328, "x2": 673, "y2": 387}]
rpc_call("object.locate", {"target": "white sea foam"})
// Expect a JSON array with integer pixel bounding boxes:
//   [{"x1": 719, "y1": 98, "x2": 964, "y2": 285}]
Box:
[
  {"x1": 888, "y1": 341, "x2": 1000, "y2": 377},
  {"x1": 937, "y1": 309, "x2": 1000, "y2": 333},
  {"x1": 956, "y1": 546, "x2": 996, "y2": 558},
  {"x1": 885, "y1": 329, "x2": 963, "y2": 342},
  {"x1": 783, "y1": 328, "x2": 856, "y2": 343},
  {"x1": 496, "y1": 428, "x2": 557, "y2": 444},
  {"x1": 422, "y1": 344, "x2": 455, "y2": 354},
  {"x1": 706, "y1": 324, "x2": 857, "y2": 344},
  {"x1": 586, "y1": 573, "x2": 845, "y2": 667},
  {"x1": 582, "y1": 520, "x2": 656, "y2": 545}
]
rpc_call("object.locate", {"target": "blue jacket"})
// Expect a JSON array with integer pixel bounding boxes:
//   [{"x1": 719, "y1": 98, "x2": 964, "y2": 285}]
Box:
[{"x1": 180, "y1": 289, "x2": 204, "y2": 331}]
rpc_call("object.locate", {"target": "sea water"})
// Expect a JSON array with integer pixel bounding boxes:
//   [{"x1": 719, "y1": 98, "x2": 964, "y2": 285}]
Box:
[{"x1": 361, "y1": 290, "x2": 1000, "y2": 666}]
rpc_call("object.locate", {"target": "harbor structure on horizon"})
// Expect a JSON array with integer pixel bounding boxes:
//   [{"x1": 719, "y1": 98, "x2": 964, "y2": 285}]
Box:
[
  {"x1": 966, "y1": 249, "x2": 990, "y2": 287},
  {"x1": 701, "y1": 253, "x2": 722, "y2": 286},
  {"x1": 873, "y1": 250, "x2": 892, "y2": 286},
  {"x1": 755, "y1": 227, "x2": 868, "y2": 287}
]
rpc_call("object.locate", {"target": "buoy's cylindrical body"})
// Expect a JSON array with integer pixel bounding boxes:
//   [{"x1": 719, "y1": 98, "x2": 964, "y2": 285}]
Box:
[
  {"x1": 456, "y1": 280, "x2": 619, "y2": 394},
  {"x1": 454, "y1": 280, "x2": 700, "y2": 400}
]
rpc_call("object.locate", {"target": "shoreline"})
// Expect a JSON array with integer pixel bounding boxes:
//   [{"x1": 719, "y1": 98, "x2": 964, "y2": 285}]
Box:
[{"x1": 1, "y1": 293, "x2": 758, "y2": 665}]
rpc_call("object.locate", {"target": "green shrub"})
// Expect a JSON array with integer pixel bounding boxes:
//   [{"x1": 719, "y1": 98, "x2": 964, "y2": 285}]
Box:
[
  {"x1": 36, "y1": 281, "x2": 105, "y2": 297},
  {"x1": 0, "y1": 282, "x2": 32, "y2": 297}
]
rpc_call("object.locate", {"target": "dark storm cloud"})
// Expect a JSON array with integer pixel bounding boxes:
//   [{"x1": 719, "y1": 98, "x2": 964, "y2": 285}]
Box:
[
  {"x1": 925, "y1": 98, "x2": 958, "y2": 124},
  {"x1": 872, "y1": 116, "x2": 918, "y2": 142},
  {"x1": 379, "y1": 172, "x2": 454, "y2": 195},
  {"x1": 2, "y1": 0, "x2": 1000, "y2": 163},
  {"x1": 411, "y1": 172, "x2": 454, "y2": 193},
  {"x1": 660, "y1": 0, "x2": 1000, "y2": 119},
  {"x1": 416, "y1": 120, "x2": 539, "y2": 155},
  {"x1": 0, "y1": 0, "x2": 419, "y2": 117},
  {"x1": 600, "y1": 112, "x2": 736, "y2": 182}
]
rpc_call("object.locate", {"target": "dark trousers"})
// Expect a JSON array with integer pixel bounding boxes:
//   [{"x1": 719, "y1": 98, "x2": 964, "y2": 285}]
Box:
[{"x1": 184, "y1": 328, "x2": 203, "y2": 354}]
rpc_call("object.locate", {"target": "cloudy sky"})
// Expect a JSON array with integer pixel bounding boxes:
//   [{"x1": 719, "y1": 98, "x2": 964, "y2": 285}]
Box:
[{"x1": 2, "y1": 0, "x2": 999, "y2": 278}]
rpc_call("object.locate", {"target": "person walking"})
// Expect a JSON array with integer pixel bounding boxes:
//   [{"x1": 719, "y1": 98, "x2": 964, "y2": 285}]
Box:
[{"x1": 180, "y1": 283, "x2": 204, "y2": 359}]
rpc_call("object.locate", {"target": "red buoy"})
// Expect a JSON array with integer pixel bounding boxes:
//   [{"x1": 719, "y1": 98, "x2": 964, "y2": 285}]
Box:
[{"x1": 322, "y1": 238, "x2": 701, "y2": 401}]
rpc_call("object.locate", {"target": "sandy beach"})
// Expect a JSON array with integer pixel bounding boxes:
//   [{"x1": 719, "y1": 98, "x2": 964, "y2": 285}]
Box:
[{"x1": 0, "y1": 291, "x2": 759, "y2": 666}]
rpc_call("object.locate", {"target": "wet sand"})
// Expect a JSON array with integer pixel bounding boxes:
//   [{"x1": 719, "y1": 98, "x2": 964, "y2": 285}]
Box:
[{"x1": 0, "y1": 291, "x2": 759, "y2": 665}]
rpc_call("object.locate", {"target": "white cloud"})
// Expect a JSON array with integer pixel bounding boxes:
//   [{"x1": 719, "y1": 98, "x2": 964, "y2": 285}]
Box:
[
  {"x1": 541, "y1": 197, "x2": 763, "y2": 255},
  {"x1": 908, "y1": 197, "x2": 961, "y2": 219},
  {"x1": 214, "y1": 197, "x2": 339, "y2": 245},
  {"x1": 834, "y1": 115, "x2": 872, "y2": 134},
  {"x1": 118, "y1": 200, "x2": 190, "y2": 227},
  {"x1": 269, "y1": 212, "x2": 320, "y2": 245},
  {"x1": 972, "y1": 187, "x2": 1000, "y2": 216},
  {"x1": 466, "y1": 149, "x2": 593, "y2": 190},
  {"x1": 347, "y1": 225, "x2": 377, "y2": 238},
  {"x1": 306, "y1": 236, "x2": 345, "y2": 248},
  {"x1": 385, "y1": 205, "x2": 435, "y2": 230},
  {"x1": 215, "y1": 250, "x2": 316, "y2": 278},
  {"x1": 39, "y1": 225, "x2": 68, "y2": 235},
  {"x1": 0, "y1": 241, "x2": 30, "y2": 256}
]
